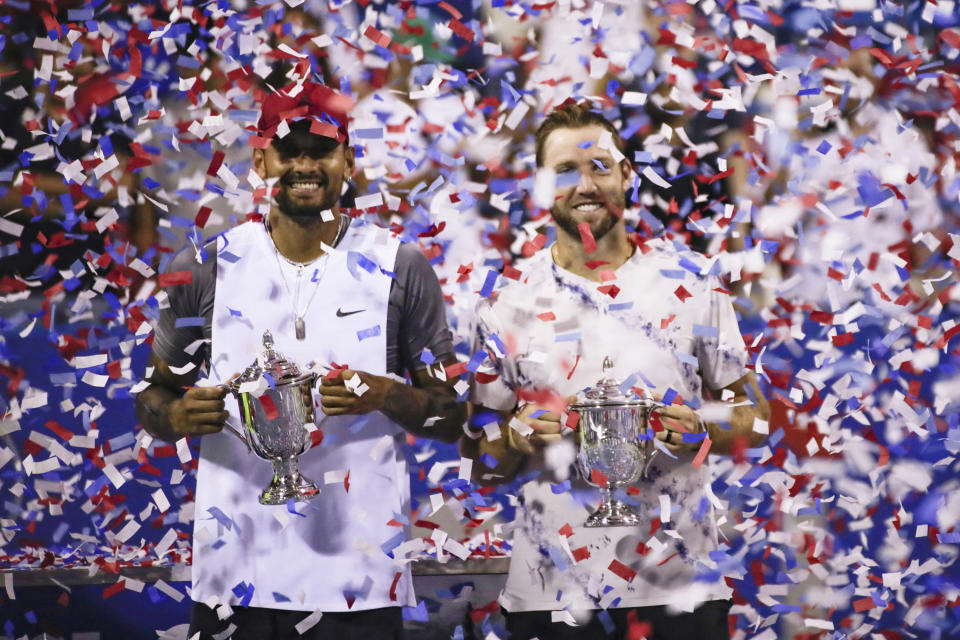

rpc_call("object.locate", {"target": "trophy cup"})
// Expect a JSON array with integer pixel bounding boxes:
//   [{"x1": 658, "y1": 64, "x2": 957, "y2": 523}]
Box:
[
  {"x1": 222, "y1": 330, "x2": 320, "y2": 505},
  {"x1": 571, "y1": 357, "x2": 659, "y2": 527}
]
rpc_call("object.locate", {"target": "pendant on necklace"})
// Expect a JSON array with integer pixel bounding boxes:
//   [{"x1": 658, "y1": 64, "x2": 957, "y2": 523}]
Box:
[{"x1": 295, "y1": 316, "x2": 306, "y2": 341}]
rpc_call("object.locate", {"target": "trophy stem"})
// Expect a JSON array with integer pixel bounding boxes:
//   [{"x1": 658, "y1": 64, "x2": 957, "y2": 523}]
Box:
[
  {"x1": 260, "y1": 456, "x2": 320, "y2": 505},
  {"x1": 584, "y1": 485, "x2": 642, "y2": 528}
]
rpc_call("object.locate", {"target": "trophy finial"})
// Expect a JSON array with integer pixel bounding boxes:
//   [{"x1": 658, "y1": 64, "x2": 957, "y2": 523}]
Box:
[
  {"x1": 262, "y1": 330, "x2": 275, "y2": 349},
  {"x1": 602, "y1": 356, "x2": 613, "y2": 372}
]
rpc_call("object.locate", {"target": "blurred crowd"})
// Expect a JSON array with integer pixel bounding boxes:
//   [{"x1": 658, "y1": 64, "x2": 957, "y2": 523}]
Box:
[{"x1": 2, "y1": 0, "x2": 960, "y2": 637}]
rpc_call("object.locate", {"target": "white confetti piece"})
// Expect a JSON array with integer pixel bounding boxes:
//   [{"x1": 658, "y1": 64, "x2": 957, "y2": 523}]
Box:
[{"x1": 294, "y1": 610, "x2": 323, "y2": 634}]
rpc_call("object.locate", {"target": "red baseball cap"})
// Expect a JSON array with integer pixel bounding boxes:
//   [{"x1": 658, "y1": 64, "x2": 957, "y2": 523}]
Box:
[{"x1": 257, "y1": 81, "x2": 352, "y2": 145}]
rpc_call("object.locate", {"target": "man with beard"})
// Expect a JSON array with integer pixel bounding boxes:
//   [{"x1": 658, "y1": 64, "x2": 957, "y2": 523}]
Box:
[
  {"x1": 135, "y1": 82, "x2": 465, "y2": 639},
  {"x1": 461, "y1": 101, "x2": 769, "y2": 638}
]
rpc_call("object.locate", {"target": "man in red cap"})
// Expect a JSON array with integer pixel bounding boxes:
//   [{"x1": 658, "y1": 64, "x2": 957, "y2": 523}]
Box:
[{"x1": 135, "y1": 81, "x2": 466, "y2": 639}]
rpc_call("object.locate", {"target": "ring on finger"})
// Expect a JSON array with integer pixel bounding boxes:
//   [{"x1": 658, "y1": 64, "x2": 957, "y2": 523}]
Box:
[{"x1": 665, "y1": 430, "x2": 673, "y2": 444}]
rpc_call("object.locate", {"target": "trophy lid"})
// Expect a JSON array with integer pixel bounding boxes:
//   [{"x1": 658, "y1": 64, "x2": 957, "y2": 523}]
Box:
[
  {"x1": 236, "y1": 330, "x2": 304, "y2": 385},
  {"x1": 572, "y1": 357, "x2": 646, "y2": 408}
]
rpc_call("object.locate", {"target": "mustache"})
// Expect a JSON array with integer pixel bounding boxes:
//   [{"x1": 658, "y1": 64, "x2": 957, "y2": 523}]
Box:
[{"x1": 281, "y1": 172, "x2": 328, "y2": 185}]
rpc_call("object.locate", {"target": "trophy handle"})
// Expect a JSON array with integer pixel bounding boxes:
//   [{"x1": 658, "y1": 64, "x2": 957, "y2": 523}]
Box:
[{"x1": 220, "y1": 382, "x2": 252, "y2": 453}]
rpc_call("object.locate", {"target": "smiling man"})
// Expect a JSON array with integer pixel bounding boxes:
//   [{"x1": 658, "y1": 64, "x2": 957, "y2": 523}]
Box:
[
  {"x1": 135, "y1": 81, "x2": 465, "y2": 639},
  {"x1": 461, "y1": 101, "x2": 769, "y2": 639}
]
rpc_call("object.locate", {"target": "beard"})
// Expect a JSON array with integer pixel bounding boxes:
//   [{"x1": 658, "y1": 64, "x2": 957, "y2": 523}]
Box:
[
  {"x1": 274, "y1": 171, "x2": 341, "y2": 224},
  {"x1": 551, "y1": 199, "x2": 621, "y2": 243}
]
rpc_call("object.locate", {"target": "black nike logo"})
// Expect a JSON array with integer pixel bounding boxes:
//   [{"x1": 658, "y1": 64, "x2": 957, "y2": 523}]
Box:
[{"x1": 336, "y1": 308, "x2": 365, "y2": 317}]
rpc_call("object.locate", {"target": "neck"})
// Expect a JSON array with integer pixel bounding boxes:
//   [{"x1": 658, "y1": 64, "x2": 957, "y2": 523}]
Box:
[
  {"x1": 552, "y1": 222, "x2": 633, "y2": 281},
  {"x1": 267, "y1": 208, "x2": 342, "y2": 263}
]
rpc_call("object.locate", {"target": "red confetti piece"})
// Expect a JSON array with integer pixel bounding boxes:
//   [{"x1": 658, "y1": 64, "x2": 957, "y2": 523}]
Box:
[
  {"x1": 597, "y1": 284, "x2": 620, "y2": 298},
  {"x1": 103, "y1": 580, "x2": 126, "y2": 599},
  {"x1": 259, "y1": 394, "x2": 279, "y2": 421},
  {"x1": 537, "y1": 312, "x2": 556, "y2": 322},
  {"x1": 363, "y1": 25, "x2": 392, "y2": 48},
  {"x1": 674, "y1": 286, "x2": 691, "y2": 302},
  {"x1": 438, "y1": 1, "x2": 462, "y2": 19},
  {"x1": 246, "y1": 135, "x2": 272, "y2": 149},
  {"x1": 571, "y1": 546, "x2": 591, "y2": 562},
  {"x1": 206, "y1": 150, "x2": 225, "y2": 177},
  {"x1": 590, "y1": 467, "x2": 609, "y2": 488},
  {"x1": 344, "y1": 469, "x2": 350, "y2": 493},
  {"x1": 195, "y1": 207, "x2": 211, "y2": 229},
  {"x1": 449, "y1": 18, "x2": 474, "y2": 42},
  {"x1": 157, "y1": 271, "x2": 193, "y2": 287},
  {"x1": 558, "y1": 523, "x2": 574, "y2": 537},
  {"x1": 389, "y1": 571, "x2": 402, "y2": 601},
  {"x1": 309, "y1": 120, "x2": 340, "y2": 140},
  {"x1": 661, "y1": 314, "x2": 676, "y2": 329},
  {"x1": 692, "y1": 436, "x2": 712, "y2": 468},
  {"x1": 578, "y1": 222, "x2": 597, "y2": 253},
  {"x1": 608, "y1": 559, "x2": 637, "y2": 582},
  {"x1": 832, "y1": 333, "x2": 855, "y2": 346}
]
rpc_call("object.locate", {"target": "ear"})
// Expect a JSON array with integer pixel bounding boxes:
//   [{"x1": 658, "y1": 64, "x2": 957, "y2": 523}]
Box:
[
  {"x1": 252, "y1": 148, "x2": 267, "y2": 180},
  {"x1": 618, "y1": 159, "x2": 633, "y2": 193},
  {"x1": 343, "y1": 144, "x2": 355, "y2": 177}
]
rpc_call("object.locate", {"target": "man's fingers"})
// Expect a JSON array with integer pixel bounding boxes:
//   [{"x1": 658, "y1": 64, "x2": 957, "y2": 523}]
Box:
[
  {"x1": 190, "y1": 386, "x2": 228, "y2": 400},
  {"x1": 190, "y1": 411, "x2": 229, "y2": 426},
  {"x1": 318, "y1": 385, "x2": 354, "y2": 397},
  {"x1": 525, "y1": 418, "x2": 564, "y2": 434},
  {"x1": 320, "y1": 396, "x2": 354, "y2": 408},
  {"x1": 186, "y1": 398, "x2": 226, "y2": 414},
  {"x1": 529, "y1": 433, "x2": 564, "y2": 448}
]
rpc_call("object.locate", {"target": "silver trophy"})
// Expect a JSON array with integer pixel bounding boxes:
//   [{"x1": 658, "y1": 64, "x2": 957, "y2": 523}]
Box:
[
  {"x1": 223, "y1": 330, "x2": 320, "y2": 505},
  {"x1": 571, "y1": 357, "x2": 659, "y2": 527}
]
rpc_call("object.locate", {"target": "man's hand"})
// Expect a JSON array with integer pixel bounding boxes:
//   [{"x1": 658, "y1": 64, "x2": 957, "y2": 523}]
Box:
[
  {"x1": 168, "y1": 386, "x2": 229, "y2": 436},
  {"x1": 507, "y1": 396, "x2": 578, "y2": 455},
  {"x1": 652, "y1": 396, "x2": 703, "y2": 455},
  {"x1": 319, "y1": 369, "x2": 394, "y2": 416}
]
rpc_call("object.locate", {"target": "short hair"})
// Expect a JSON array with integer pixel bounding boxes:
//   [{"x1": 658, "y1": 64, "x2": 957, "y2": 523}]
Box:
[{"x1": 534, "y1": 100, "x2": 626, "y2": 167}]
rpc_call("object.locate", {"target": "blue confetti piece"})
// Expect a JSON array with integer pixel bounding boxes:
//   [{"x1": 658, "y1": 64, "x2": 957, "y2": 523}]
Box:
[
  {"x1": 357, "y1": 325, "x2": 381, "y2": 341},
  {"x1": 174, "y1": 316, "x2": 205, "y2": 328},
  {"x1": 402, "y1": 601, "x2": 429, "y2": 622},
  {"x1": 420, "y1": 348, "x2": 435, "y2": 365},
  {"x1": 480, "y1": 453, "x2": 498, "y2": 468},
  {"x1": 272, "y1": 592, "x2": 291, "y2": 603},
  {"x1": 551, "y1": 479, "x2": 571, "y2": 494},
  {"x1": 466, "y1": 350, "x2": 487, "y2": 373},
  {"x1": 662, "y1": 388, "x2": 678, "y2": 405},
  {"x1": 693, "y1": 324, "x2": 719, "y2": 338},
  {"x1": 227, "y1": 307, "x2": 243, "y2": 317},
  {"x1": 479, "y1": 269, "x2": 497, "y2": 298},
  {"x1": 816, "y1": 140, "x2": 832, "y2": 155},
  {"x1": 286, "y1": 499, "x2": 306, "y2": 517},
  {"x1": 207, "y1": 507, "x2": 236, "y2": 531}
]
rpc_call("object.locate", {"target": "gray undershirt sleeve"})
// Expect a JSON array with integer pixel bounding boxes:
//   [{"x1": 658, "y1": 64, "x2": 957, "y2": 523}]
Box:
[
  {"x1": 387, "y1": 242, "x2": 456, "y2": 376},
  {"x1": 152, "y1": 246, "x2": 217, "y2": 370}
]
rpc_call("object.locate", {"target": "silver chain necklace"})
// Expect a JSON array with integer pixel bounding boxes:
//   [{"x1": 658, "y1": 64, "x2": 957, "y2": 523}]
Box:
[{"x1": 267, "y1": 216, "x2": 340, "y2": 341}]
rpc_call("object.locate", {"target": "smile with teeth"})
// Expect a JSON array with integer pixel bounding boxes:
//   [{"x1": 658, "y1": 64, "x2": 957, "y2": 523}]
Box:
[
  {"x1": 573, "y1": 202, "x2": 603, "y2": 212},
  {"x1": 287, "y1": 180, "x2": 323, "y2": 192}
]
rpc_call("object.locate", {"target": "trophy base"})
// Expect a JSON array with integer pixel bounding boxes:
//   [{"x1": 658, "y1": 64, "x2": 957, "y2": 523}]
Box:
[
  {"x1": 584, "y1": 498, "x2": 642, "y2": 528},
  {"x1": 259, "y1": 472, "x2": 320, "y2": 505}
]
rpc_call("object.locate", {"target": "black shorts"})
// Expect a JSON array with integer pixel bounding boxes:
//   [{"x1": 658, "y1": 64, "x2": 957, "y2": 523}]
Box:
[
  {"x1": 503, "y1": 600, "x2": 732, "y2": 640},
  {"x1": 188, "y1": 602, "x2": 404, "y2": 640}
]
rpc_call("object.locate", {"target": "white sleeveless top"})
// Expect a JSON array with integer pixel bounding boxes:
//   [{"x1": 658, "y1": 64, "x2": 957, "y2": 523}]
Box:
[{"x1": 190, "y1": 217, "x2": 416, "y2": 612}]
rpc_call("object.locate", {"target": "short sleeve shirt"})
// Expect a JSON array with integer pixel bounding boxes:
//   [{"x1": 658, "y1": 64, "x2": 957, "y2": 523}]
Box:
[
  {"x1": 152, "y1": 216, "x2": 455, "y2": 376},
  {"x1": 469, "y1": 239, "x2": 749, "y2": 612}
]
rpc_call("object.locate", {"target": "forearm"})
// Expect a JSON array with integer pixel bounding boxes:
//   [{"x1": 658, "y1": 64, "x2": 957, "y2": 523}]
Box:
[
  {"x1": 460, "y1": 423, "x2": 526, "y2": 485},
  {"x1": 134, "y1": 383, "x2": 183, "y2": 443},
  {"x1": 380, "y1": 380, "x2": 466, "y2": 443},
  {"x1": 706, "y1": 399, "x2": 769, "y2": 454}
]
